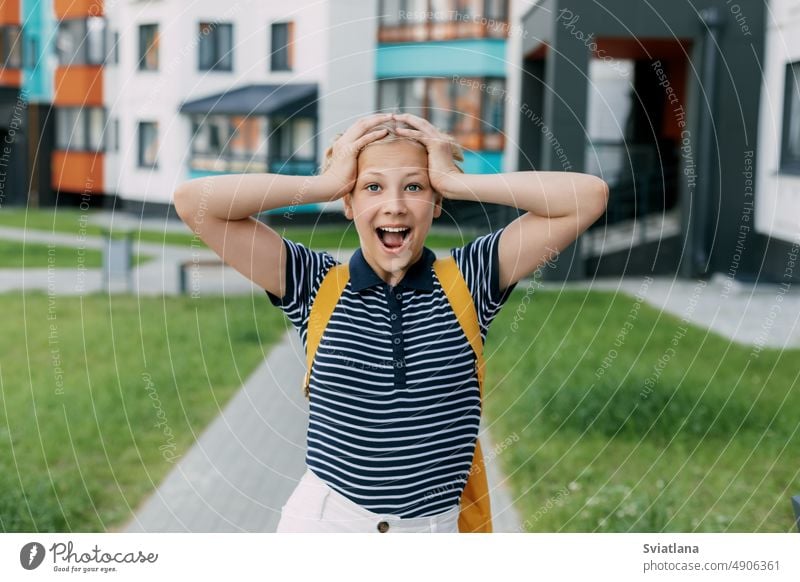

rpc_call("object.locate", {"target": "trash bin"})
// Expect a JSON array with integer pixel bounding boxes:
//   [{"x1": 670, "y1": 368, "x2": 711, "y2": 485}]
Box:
[{"x1": 101, "y1": 227, "x2": 133, "y2": 292}]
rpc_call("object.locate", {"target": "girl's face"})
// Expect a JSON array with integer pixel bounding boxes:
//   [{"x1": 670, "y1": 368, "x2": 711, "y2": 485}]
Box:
[{"x1": 343, "y1": 139, "x2": 442, "y2": 286}]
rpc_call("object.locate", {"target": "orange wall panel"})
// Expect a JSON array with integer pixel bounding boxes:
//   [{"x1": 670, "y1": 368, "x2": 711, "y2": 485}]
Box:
[
  {"x1": 54, "y1": 66, "x2": 103, "y2": 106},
  {"x1": 54, "y1": 0, "x2": 103, "y2": 19},
  {"x1": 51, "y1": 151, "x2": 104, "y2": 194},
  {"x1": 0, "y1": 68, "x2": 21, "y2": 87},
  {"x1": 0, "y1": 1, "x2": 21, "y2": 24}
]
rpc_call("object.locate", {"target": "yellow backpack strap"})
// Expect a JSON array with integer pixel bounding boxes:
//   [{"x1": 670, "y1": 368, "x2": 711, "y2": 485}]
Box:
[
  {"x1": 303, "y1": 263, "x2": 350, "y2": 399},
  {"x1": 433, "y1": 257, "x2": 486, "y2": 399},
  {"x1": 433, "y1": 256, "x2": 493, "y2": 533}
]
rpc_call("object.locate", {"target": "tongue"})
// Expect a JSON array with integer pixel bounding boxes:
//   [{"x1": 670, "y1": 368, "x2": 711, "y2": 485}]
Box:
[{"x1": 383, "y1": 231, "x2": 405, "y2": 248}]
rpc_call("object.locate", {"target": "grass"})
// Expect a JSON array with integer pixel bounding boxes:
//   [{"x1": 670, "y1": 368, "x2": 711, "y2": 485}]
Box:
[
  {"x1": 0, "y1": 292, "x2": 285, "y2": 532},
  {"x1": 484, "y1": 288, "x2": 800, "y2": 532},
  {"x1": 0, "y1": 240, "x2": 150, "y2": 268},
  {"x1": 0, "y1": 208, "x2": 474, "y2": 249}
]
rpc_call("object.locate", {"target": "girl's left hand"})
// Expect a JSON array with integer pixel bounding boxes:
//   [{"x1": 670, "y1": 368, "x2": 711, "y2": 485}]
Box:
[{"x1": 392, "y1": 112, "x2": 462, "y2": 198}]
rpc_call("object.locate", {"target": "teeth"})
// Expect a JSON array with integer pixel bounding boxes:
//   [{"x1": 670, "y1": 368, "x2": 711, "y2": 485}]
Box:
[{"x1": 378, "y1": 227, "x2": 409, "y2": 232}]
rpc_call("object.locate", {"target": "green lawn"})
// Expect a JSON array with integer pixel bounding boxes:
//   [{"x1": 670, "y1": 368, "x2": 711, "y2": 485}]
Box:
[
  {"x1": 0, "y1": 208, "x2": 474, "y2": 249},
  {"x1": 0, "y1": 292, "x2": 285, "y2": 532},
  {"x1": 485, "y1": 288, "x2": 800, "y2": 532},
  {"x1": 0, "y1": 240, "x2": 150, "y2": 268}
]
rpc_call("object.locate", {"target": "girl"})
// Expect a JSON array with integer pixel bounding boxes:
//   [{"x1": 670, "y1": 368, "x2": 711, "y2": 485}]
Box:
[{"x1": 174, "y1": 112, "x2": 608, "y2": 533}]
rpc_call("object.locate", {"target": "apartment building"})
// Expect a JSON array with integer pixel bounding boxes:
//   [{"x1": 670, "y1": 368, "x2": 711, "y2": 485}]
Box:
[{"x1": 6, "y1": 1, "x2": 516, "y2": 223}]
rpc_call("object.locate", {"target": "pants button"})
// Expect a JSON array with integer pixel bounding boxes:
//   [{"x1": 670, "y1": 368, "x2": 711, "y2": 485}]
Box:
[{"x1": 377, "y1": 520, "x2": 390, "y2": 533}]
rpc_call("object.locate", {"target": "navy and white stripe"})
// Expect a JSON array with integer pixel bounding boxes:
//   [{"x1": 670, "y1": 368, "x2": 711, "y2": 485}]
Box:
[{"x1": 266, "y1": 228, "x2": 518, "y2": 518}]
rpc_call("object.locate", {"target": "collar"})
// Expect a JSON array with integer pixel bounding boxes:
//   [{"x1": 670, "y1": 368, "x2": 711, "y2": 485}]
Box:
[{"x1": 349, "y1": 246, "x2": 436, "y2": 292}]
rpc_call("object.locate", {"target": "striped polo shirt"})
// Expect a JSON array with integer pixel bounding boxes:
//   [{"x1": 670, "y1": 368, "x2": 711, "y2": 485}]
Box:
[{"x1": 266, "y1": 227, "x2": 518, "y2": 518}]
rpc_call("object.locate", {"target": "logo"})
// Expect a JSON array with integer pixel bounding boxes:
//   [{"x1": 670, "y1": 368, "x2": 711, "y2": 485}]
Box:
[{"x1": 20, "y1": 542, "x2": 46, "y2": 570}]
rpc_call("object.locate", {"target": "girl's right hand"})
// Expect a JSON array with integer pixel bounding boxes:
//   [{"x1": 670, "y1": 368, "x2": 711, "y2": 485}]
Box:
[{"x1": 320, "y1": 113, "x2": 393, "y2": 200}]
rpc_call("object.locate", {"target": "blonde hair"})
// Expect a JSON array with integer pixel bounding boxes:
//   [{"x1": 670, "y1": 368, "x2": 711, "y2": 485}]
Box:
[{"x1": 318, "y1": 116, "x2": 465, "y2": 176}]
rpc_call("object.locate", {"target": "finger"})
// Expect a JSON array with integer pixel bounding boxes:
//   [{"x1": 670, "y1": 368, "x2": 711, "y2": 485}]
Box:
[
  {"x1": 353, "y1": 128, "x2": 389, "y2": 151},
  {"x1": 395, "y1": 127, "x2": 427, "y2": 141},
  {"x1": 394, "y1": 112, "x2": 437, "y2": 133},
  {"x1": 342, "y1": 114, "x2": 393, "y2": 142}
]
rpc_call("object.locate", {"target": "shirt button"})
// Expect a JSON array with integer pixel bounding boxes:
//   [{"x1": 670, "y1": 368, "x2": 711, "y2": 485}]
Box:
[
  {"x1": 377, "y1": 521, "x2": 390, "y2": 533},
  {"x1": 395, "y1": 292, "x2": 402, "y2": 300},
  {"x1": 393, "y1": 338, "x2": 401, "y2": 345},
  {"x1": 390, "y1": 314, "x2": 397, "y2": 321}
]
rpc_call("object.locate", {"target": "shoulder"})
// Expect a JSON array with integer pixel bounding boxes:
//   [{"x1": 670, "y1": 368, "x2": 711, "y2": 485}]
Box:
[{"x1": 266, "y1": 237, "x2": 340, "y2": 307}]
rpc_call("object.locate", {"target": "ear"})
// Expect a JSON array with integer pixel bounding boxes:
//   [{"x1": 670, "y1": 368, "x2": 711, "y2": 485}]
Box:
[
  {"x1": 343, "y1": 192, "x2": 354, "y2": 220},
  {"x1": 432, "y1": 191, "x2": 443, "y2": 219}
]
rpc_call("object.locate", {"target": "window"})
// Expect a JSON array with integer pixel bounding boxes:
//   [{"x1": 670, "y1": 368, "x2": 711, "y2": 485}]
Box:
[
  {"x1": 56, "y1": 17, "x2": 108, "y2": 65},
  {"x1": 378, "y1": 78, "x2": 424, "y2": 114},
  {"x1": 24, "y1": 35, "x2": 38, "y2": 69},
  {"x1": 378, "y1": 0, "x2": 508, "y2": 41},
  {"x1": 484, "y1": 0, "x2": 508, "y2": 21},
  {"x1": 377, "y1": 77, "x2": 504, "y2": 150},
  {"x1": 138, "y1": 24, "x2": 159, "y2": 71},
  {"x1": 55, "y1": 107, "x2": 109, "y2": 151},
  {"x1": 272, "y1": 118, "x2": 315, "y2": 160},
  {"x1": 270, "y1": 22, "x2": 293, "y2": 71},
  {"x1": 781, "y1": 61, "x2": 800, "y2": 174},
  {"x1": 1, "y1": 25, "x2": 22, "y2": 68},
  {"x1": 480, "y1": 77, "x2": 505, "y2": 132},
  {"x1": 191, "y1": 115, "x2": 229, "y2": 157},
  {"x1": 198, "y1": 22, "x2": 232, "y2": 71},
  {"x1": 380, "y1": 0, "x2": 403, "y2": 26},
  {"x1": 138, "y1": 121, "x2": 159, "y2": 168}
]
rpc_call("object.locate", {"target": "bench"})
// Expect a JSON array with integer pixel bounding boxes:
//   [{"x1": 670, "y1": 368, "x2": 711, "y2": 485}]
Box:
[{"x1": 178, "y1": 259, "x2": 226, "y2": 295}]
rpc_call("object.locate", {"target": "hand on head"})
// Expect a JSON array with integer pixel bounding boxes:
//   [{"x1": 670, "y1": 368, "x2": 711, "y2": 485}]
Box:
[{"x1": 320, "y1": 113, "x2": 393, "y2": 200}]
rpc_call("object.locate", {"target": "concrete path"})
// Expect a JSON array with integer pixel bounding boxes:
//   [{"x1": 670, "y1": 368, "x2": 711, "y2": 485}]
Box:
[{"x1": 123, "y1": 331, "x2": 309, "y2": 533}]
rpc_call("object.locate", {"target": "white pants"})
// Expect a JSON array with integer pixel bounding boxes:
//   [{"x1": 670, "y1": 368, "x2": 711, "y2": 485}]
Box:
[{"x1": 276, "y1": 467, "x2": 461, "y2": 533}]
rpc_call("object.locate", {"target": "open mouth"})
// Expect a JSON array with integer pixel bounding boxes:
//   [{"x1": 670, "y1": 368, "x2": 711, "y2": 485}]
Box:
[{"x1": 375, "y1": 226, "x2": 412, "y2": 253}]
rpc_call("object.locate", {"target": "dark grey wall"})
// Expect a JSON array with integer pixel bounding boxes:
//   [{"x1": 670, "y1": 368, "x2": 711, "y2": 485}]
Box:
[{"x1": 520, "y1": 0, "x2": 772, "y2": 281}]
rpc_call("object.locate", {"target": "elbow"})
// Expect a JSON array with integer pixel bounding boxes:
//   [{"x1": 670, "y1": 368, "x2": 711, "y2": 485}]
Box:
[
  {"x1": 173, "y1": 183, "x2": 197, "y2": 224},
  {"x1": 591, "y1": 177, "x2": 610, "y2": 217}
]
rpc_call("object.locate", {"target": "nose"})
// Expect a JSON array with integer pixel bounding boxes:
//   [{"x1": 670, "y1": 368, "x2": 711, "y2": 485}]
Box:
[{"x1": 381, "y1": 189, "x2": 408, "y2": 215}]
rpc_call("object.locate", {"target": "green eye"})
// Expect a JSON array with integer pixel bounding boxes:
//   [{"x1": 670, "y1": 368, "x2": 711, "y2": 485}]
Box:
[
  {"x1": 366, "y1": 184, "x2": 380, "y2": 192},
  {"x1": 407, "y1": 184, "x2": 422, "y2": 192}
]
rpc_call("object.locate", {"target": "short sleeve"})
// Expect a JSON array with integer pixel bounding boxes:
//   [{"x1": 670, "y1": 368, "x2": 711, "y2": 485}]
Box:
[
  {"x1": 265, "y1": 238, "x2": 339, "y2": 333},
  {"x1": 450, "y1": 226, "x2": 519, "y2": 335}
]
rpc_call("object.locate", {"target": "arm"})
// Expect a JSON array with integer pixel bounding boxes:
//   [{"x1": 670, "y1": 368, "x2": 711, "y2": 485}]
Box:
[
  {"x1": 440, "y1": 171, "x2": 609, "y2": 291},
  {"x1": 173, "y1": 173, "x2": 340, "y2": 298},
  {"x1": 392, "y1": 112, "x2": 609, "y2": 292},
  {"x1": 173, "y1": 113, "x2": 393, "y2": 297}
]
